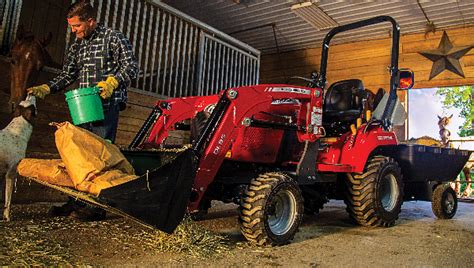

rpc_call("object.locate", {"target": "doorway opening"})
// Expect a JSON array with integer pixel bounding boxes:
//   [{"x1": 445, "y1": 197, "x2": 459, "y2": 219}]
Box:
[{"x1": 408, "y1": 87, "x2": 473, "y2": 150}]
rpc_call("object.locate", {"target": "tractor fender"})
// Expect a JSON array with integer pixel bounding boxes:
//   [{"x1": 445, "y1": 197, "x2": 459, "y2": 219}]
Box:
[{"x1": 338, "y1": 126, "x2": 398, "y2": 173}]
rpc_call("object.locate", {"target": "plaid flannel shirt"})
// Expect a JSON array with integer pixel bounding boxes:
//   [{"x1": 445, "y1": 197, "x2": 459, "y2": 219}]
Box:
[{"x1": 48, "y1": 24, "x2": 138, "y2": 110}]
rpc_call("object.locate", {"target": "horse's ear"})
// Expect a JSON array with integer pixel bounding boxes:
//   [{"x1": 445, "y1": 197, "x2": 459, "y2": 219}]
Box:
[
  {"x1": 449, "y1": 114, "x2": 453, "y2": 119},
  {"x1": 36, "y1": 59, "x2": 43, "y2": 70},
  {"x1": 437, "y1": 115, "x2": 442, "y2": 120},
  {"x1": 16, "y1": 25, "x2": 25, "y2": 41},
  {"x1": 41, "y1": 32, "x2": 53, "y2": 47}
]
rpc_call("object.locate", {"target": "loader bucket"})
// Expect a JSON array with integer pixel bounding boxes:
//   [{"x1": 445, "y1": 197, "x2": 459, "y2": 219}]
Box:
[
  {"x1": 25, "y1": 147, "x2": 196, "y2": 234},
  {"x1": 98, "y1": 148, "x2": 196, "y2": 233}
]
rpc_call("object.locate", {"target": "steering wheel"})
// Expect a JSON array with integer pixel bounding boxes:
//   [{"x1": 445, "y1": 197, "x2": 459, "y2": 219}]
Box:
[{"x1": 286, "y1": 71, "x2": 319, "y2": 88}]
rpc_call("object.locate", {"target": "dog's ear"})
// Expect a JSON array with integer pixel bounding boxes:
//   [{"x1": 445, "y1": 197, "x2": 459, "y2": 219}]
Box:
[{"x1": 12, "y1": 105, "x2": 23, "y2": 117}]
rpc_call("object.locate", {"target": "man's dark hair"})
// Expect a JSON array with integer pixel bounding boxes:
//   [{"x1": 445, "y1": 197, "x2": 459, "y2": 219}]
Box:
[{"x1": 67, "y1": 0, "x2": 97, "y2": 21}]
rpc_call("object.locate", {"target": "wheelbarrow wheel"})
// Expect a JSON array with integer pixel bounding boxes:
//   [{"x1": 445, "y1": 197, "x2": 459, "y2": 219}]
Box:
[
  {"x1": 345, "y1": 156, "x2": 404, "y2": 227},
  {"x1": 239, "y1": 172, "x2": 303, "y2": 246},
  {"x1": 432, "y1": 183, "x2": 458, "y2": 219}
]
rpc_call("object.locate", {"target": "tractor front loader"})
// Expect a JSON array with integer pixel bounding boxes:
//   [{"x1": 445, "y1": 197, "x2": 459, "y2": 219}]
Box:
[{"x1": 28, "y1": 16, "x2": 472, "y2": 246}]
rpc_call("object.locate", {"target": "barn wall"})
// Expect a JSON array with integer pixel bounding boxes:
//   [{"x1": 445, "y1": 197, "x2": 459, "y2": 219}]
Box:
[
  {"x1": 260, "y1": 25, "x2": 474, "y2": 96},
  {"x1": 260, "y1": 26, "x2": 474, "y2": 142}
]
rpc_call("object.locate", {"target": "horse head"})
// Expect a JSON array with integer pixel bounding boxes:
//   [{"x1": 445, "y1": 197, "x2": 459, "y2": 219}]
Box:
[{"x1": 9, "y1": 26, "x2": 53, "y2": 112}]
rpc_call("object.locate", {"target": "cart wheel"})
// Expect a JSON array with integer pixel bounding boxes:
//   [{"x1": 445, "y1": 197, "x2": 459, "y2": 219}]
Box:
[
  {"x1": 239, "y1": 173, "x2": 303, "y2": 246},
  {"x1": 345, "y1": 156, "x2": 404, "y2": 227},
  {"x1": 432, "y1": 184, "x2": 458, "y2": 219}
]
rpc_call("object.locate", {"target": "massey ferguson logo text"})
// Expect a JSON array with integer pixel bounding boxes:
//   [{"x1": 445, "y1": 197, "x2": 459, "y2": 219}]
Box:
[
  {"x1": 266, "y1": 87, "x2": 310, "y2": 95},
  {"x1": 377, "y1": 135, "x2": 394, "y2": 141},
  {"x1": 271, "y1": 99, "x2": 301, "y2": 105}
]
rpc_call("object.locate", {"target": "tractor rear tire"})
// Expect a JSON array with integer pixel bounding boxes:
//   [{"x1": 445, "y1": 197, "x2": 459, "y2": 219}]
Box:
[
  {"x1": 432, "y1": 184, "x2": 457, "y2": 219},
  {"x1": 239, "y1": 173, "x2": 303, "y2": 246},
  {"x1": 345, "y1": 156, "x2": 404, "y2": 227}
]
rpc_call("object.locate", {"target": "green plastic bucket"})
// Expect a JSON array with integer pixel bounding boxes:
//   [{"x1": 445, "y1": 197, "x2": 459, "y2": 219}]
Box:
[{"x1": 65, "y1": 87, "x2": 104, "y2": 125}]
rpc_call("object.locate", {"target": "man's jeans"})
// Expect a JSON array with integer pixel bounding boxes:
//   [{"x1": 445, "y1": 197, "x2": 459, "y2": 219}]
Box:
[{"x1": 78, "y1": 103, "x2": 120, "y2": 143}]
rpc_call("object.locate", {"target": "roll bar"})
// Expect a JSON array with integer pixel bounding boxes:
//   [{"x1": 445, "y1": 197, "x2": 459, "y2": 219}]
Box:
[{"x1": 317, "y1": 15, "x2": 401, "y2": 128}]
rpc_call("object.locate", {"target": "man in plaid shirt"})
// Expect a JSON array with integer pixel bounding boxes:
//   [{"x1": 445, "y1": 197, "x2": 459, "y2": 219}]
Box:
[
  {"x1": 27, "y1": 0, "x2": 138, "y2": 143},
  {"x1": 27, "y1": 0, "x2": 138, "y2": 221}
]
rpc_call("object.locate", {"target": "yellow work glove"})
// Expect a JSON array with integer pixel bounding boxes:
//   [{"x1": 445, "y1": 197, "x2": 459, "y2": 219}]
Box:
[
  {"x1": 97, "y1": 76, "x2": 119, "y2": 99},
  {"x1": 27, "y1": 84, "x2": 50, "y2": 99}
]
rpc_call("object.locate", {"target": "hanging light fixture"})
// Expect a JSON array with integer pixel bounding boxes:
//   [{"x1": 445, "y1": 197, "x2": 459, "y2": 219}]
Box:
[{"x1": 291, "y1": 1, "x2": 338, "y2": 30}]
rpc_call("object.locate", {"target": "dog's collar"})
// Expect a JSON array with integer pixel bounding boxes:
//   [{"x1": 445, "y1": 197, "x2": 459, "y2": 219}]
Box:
[
  {"x1": 15, "y1": 115, "x2": 33, "y2": 127},
  {"x1": 22, "y1": 114, "x2": 34, "y2": 126}
]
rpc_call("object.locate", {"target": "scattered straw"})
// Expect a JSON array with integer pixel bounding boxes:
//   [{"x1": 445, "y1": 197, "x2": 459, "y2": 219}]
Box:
[
  {"x1": 0, "y1": 221, "x2": 79, "y2": 266},
  {"x1": 1, "y1": 205, "x2": 230, "y2": 266},
  {"x1": 138, "y1": 217, "x2": 230, "y2": 259}
]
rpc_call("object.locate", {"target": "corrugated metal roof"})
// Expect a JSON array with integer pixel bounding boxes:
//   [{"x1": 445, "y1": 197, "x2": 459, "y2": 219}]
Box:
[{"x1": 162, "y1": 0, "x2": 474, "y2": 54}]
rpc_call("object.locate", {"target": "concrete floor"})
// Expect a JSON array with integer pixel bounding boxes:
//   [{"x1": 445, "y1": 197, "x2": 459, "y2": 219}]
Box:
[{"x1": 1, "y1": 199, "x2": 473, "y2": 266}]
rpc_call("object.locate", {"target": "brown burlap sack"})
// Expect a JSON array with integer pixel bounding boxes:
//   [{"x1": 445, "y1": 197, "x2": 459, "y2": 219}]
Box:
[
  {"x1": 76, "y1": 170, "x2": 139, "y2": 196},
  {"x1": 54, "y1": 122, "x2": 135, "y2": 187},
  {"x1": 17, "y1": 158, "x2": 74, "y2": 187}
]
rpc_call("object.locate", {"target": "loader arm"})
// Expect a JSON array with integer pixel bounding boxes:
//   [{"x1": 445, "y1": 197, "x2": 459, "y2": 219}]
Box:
[
  {"x1": 186, "y1": 85, "x2": 324, "y2": 212},
  {"x1": 145, "y1": 95, "x2": 220, "y2": 146}
]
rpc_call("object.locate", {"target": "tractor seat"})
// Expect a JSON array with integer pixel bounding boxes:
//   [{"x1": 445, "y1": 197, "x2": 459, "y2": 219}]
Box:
[{"x1": 323, "y1": 79, "x2": 367, "y2": 123}]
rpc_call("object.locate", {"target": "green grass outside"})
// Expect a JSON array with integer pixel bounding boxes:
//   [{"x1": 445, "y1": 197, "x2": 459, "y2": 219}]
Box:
[{"x1": 458, "y1": 170, "x2": 473, "y2": 195}]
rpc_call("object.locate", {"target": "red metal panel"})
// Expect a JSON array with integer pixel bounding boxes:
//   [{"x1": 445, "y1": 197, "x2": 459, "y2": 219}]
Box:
[
  {"x1": 230, "y1": 127, "x2": 284, "y2": 163},
  {"x1": 316, "y1": 124, "x2": 398, "y2": 173}
]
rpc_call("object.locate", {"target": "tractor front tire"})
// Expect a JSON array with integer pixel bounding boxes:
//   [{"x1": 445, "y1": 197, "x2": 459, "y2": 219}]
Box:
[
  {"x1": 345, "y1": 156, "x2": 404, "y2": 227},
  {"x1": 432, "y1": 184, "x2": 457, "y2": 219},
  {"x1": 239, "y1": 173, "x2": 303, "y2": 246}
]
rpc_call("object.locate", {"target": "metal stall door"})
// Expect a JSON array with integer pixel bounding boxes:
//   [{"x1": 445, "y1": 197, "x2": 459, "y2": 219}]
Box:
[
  {"x1": 75, "y1": 0, "x2": 260, "y2": 98},
  {"x1": 196, "y1": 33, "x2": 259, "y2": 96}
]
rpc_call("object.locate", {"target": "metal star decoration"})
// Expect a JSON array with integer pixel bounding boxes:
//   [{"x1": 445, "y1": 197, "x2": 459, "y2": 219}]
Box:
[{"x1": 419, "y1": 31, "x2": 473, "y2": 80}]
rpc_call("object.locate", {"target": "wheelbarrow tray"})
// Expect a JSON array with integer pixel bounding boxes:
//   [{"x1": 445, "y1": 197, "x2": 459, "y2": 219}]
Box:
[
  {"x1": 380, "y1": 144, "x2": 471, "y2": 182},
  {"x1": 26, "y1": 147, "x2": 196, "y2": 234}
]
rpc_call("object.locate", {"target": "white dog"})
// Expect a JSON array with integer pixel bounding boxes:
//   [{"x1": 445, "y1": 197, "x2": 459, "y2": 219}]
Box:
[{"x1": 1, "y1": 95, "x2": 36, "y2": 221}]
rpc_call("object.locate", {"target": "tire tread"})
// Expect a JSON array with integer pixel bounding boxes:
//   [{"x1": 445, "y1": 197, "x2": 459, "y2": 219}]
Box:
[
  {"x1": 239, "y1": 172, "x2": 303, "y2": 246},
  {"x1": 344, "y1": 156, "x2": 403, "y2": 227}
]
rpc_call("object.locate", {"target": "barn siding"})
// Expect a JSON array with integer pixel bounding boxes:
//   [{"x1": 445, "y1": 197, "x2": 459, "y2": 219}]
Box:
[{"x1": 260, "y1": 26, "x2": 474, "y2": 93}]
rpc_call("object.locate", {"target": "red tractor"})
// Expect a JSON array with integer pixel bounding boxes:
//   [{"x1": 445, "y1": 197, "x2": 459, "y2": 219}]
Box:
[{"x1": 36, "y1": 16, "x2": 471, "y2": 246}]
